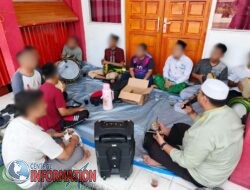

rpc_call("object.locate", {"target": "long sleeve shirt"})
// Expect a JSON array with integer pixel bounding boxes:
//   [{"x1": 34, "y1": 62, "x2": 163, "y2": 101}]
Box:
[
  {"x1": 170, "y1": 106, "x2": 244, "y2": 187},
  {"x1": 62, "y1": 45, "x2": 82, "y2": 61},
  {"x1": 163, "y1": 55, "x2": 193, "y2": 84}
]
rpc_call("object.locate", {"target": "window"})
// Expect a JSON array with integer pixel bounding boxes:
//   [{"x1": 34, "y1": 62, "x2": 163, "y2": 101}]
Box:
[{"x1": 90, "y1": 0, "x2": 121, "y2": 23}]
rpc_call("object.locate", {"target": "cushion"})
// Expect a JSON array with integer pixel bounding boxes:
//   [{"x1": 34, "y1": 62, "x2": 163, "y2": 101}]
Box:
[{"x1": 230, "y1": 113, "x2": 250, "y2": 189}]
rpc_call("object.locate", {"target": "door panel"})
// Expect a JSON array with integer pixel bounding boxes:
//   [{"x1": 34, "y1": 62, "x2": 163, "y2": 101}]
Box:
[
  {"x1": 160, "y1": 0, "x2": 211, "y2": 71},
  {"x1": 185, "y1": 21, "x2": 203, "y2": 35},
  {"x1": 145, "y1": 1, "x2": 161, "y2": 16},
  {"x1": 168, "y1": 2, "x2": 186, "y2": 17},
  {"x1": 167, "y1": 21, "x2": 183, "y2": 34},
  {"x1": 188, "y1": 1, "x2": 206, "y2": 17},
  {"x1": 126, "y1": 0, "x2": 211, "y2": 74},
  {"x1": 128, "y1": 34, "x2": 157, "y2": 58},
  {"x1": 126, "y1": 0, "x2": 165, "y2": 73}
]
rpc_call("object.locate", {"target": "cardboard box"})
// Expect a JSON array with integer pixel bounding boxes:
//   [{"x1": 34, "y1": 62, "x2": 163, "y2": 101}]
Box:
[{"x1": 119, "y1": 78, "x2": 153, "y2": 105}]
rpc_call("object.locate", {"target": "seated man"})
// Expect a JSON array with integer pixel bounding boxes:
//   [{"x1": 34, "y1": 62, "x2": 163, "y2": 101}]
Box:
[
  {"x1": 2, "y1": 90, "x2": 89, "y2": 190},
  {"x1": 11, "y1": 47, "x2": 42, "y2": 95},
  {"x1": 143, "y1": 79, "x2": 243, "y2": 188},
  {"x1": 88, "y1": 34, "x2": 125, "y2": 80},
  {"x1": 61, "y1": 36, "x2": 83, "y2": 63},
  {"x1": 121, "y1": 43, "x2": 154, "y2": 86},
  {"x1": 227, "y1": 52, "x2": 250, "y2": 100},
  {"x1": 154, "y1": 40, "x2": 193, "y2": 94},
  {"x1": 38, "y1": 63, "x2": 89, "y2": 132},
  {"x1": 180, "y1": 43, "x2": 228, "y2": 100}
]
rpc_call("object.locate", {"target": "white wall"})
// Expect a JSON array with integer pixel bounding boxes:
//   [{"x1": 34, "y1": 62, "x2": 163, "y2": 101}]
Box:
[
  {"x1": 82, "y1": 0, "x2": 250, "y2": 68},
  {"x1": 81, "y1": 0, "x2": 126, "y2": 67},
  {"x1": 203, "y1": 0, "x2": 250, "y2": 68}
]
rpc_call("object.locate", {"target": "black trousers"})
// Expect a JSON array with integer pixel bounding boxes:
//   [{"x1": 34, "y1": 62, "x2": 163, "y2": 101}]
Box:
[
  {"x1": 143, "y1": 123, "x2": 204, "y2": 187},
  {"x1": 62, "y1": 109, "x2": 89, "y2": 129}
]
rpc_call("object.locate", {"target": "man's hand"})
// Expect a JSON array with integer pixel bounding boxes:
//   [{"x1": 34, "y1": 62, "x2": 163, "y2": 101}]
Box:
[
  {"x1": 165, "y1": 81, "x2": 173, "y2": 88},
  {"x1": 61, "y1": 81, "x2": 66, "y2": 92},
  {"x1": 158, "y1": 122, "x2": 170, "y2": 136},
  {"x1": 102, "y1": 60, "x2": 110, "y2": 65},
  {"x1": 70, "y1": 134, "x2": 79, "y2": 144},
  {"x1": 53, "y1": 132, "x2": 64, "y2": 138},
  {"x1": 181, "y1": 101, "x2": 195, "y2": 115},
  {"x1": 181, "y1": 100, "x2": 198, "y2": 121},
  {"x1": 153, "y1": 131, "x2": 165, "y2": 145},
  {"x1": 77, "y1": 106, "x2": 85, "y2": 112},
  {"x1": 197, "y1": 74, "x2": 204, "y2": 83}
]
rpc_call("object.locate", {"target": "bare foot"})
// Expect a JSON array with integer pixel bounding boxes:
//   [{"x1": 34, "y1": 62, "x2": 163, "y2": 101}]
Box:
[{"x1": 143, "y1": 155, "x2": 161, "y2": 167}]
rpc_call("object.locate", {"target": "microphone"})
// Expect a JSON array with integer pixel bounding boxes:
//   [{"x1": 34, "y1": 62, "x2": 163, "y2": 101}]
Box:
[{"x1": 181, "y1": 96, "x2": 197, "y2": 109}]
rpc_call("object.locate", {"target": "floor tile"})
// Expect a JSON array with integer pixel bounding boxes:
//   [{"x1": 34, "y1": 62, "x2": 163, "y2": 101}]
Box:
[
  {"x1": 0, "y1": 94, "x2": 248, "y2": 190},
  {"x1": 73, "y1": 145, "x2": 140, "y2": 190},
  {"x1": 169, "y1": 182, "x2": 191, "y2": 190},
  {"x1": 129, "y1": 169, "x2": 171, "y2": 190},
  {"x1": 0, "y1": 93, "x2": 13, "y2": 110},
  {"x1": 221, "y1": 180, "x2": 248, "y2": 190},
  {"x1": 172, "y1": 176, "x2": 196, "y2": 190}
]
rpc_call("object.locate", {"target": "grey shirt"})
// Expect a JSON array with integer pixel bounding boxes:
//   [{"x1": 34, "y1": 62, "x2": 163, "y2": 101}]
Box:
[
  {"x1": 62, "y1": 45, "x2": 82, "y2": 61},
  {"x1": 193, "y1": 58, "x2": 228, "y2": 83},
  {"x1": 11, "y1": 70, "x2": 42, "y2": 95}
]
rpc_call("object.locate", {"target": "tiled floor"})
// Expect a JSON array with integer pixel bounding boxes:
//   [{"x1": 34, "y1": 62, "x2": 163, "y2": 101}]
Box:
[
  {"x1": 0, "y1": 93, "x2": 14, "y2": 110},
  {"x1": 0, "y1": 93, "x2": 248, "y2": 190},
  {"x1": 73, "y1": 144, "x2": 248, "y2": 190}
]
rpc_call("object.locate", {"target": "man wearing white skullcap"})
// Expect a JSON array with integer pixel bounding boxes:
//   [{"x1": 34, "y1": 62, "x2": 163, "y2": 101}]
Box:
[{"x1": 143, "y1": 79, "x2": 244, "y2": 188}]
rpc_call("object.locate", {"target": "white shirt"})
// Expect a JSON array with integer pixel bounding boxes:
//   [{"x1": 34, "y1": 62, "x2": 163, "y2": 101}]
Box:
[
  {"x1": 2, "y1": 117, "x2": 63, "y2": 189},
  {"x1": 228, "y1": 65, "x2": 250, "y2": 92},
  {"x1": 22, "y1": 70, "x2": 42, "y2": 90},
  {"x1": 163, "y1": 55, "x2": 193, "y2": 84}
]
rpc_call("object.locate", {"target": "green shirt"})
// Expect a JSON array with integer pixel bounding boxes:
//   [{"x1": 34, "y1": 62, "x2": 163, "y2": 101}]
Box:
[{"x1": 170, "y1": 106, "x2": 244, "y2": 187}]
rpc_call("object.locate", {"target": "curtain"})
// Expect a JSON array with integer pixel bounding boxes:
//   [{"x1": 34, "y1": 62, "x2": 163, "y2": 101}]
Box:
[
  {"x1": 0, "y1": 49, "x2": 10, "y2": 86},
  {"x1": 21, "y1": 22, "x2": 71, "y2": 66},
  {"x1": 90, "y1": 0, "x2": 121, "y2": 23}
]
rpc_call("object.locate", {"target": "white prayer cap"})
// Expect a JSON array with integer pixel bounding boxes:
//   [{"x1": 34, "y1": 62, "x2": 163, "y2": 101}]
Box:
[{"x1": 201, "y1": 79, "x2": 229, "y2": 100}]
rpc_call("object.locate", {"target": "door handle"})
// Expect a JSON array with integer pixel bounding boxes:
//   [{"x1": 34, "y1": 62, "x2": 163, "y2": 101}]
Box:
[
  {"x1": 163, "y1": 17, "x2": 171, "y2": 33},
  {"x1": 157, "y1": 17, "x2": 160, "y2": 32}
]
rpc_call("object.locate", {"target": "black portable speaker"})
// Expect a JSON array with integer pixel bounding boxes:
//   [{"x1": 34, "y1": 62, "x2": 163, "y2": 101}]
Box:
[{"x1": 94, "y1": 120, "x2": 135, "y2": 180}]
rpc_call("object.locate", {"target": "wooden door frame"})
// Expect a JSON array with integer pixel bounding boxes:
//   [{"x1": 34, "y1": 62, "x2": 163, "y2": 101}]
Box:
[{"x1": 125, "y1": 0, "x2": 212, "y2": 71}]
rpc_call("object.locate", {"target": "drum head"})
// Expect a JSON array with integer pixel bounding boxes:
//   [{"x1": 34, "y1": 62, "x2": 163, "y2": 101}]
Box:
[{"x1": 57, "y1": 59, "x2": 80, "y2": 82}]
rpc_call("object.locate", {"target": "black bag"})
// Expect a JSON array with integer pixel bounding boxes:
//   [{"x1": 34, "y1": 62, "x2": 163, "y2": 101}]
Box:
[{"x1": 111, "y1": 79, "x2": 128, "y2": 102}]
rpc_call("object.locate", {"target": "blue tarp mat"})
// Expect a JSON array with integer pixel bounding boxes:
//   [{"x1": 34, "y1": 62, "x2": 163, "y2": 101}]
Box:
[{"x1": 66, "y1": 64, "x2": 202, "y2": 160}]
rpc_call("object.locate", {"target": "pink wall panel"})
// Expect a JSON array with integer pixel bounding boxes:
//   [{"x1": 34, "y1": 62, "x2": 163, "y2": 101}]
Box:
[{"x1": 0, "y1": 0, "x2": 24, "y2": 80}]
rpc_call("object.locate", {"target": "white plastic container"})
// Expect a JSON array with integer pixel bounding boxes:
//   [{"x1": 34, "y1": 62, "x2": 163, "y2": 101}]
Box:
[{"x1": 101, "y1": 83, "x2": 114, "y2": 110}]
